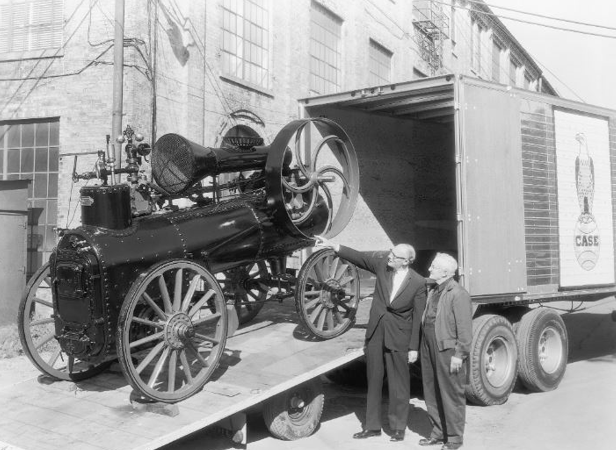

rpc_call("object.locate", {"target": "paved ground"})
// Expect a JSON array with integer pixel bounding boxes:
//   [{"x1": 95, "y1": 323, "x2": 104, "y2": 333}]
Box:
[
  {"x1": 167, "y1": 297, "x2": 616, "y2": 450},
  {"x1": 2, "y1": 297, "x2": 615, "y2": 450}
]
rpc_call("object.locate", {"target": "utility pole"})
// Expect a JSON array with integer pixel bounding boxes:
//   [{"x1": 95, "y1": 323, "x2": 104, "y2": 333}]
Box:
[{"x1": 111, "y1": 0, "x2": 125, "y2": 178}]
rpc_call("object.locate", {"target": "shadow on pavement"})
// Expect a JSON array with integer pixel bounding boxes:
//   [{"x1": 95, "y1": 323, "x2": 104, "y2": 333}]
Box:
[{"x1": 562, "y1": 306, "x2": 616, "y2": 363}]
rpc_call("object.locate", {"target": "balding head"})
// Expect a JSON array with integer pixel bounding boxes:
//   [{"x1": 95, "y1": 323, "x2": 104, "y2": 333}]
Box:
[{"x1": 388, "y1": 243, "x2": 416, "y2": 269}]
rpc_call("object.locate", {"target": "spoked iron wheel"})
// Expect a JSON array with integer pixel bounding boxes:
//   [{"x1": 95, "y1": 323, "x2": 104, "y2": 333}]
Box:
[
  {"x1": 266, "y1": 118, "x2": 360, "y2": 239},
  {"x1": 18, "y1": 262, "x2": 111, "y2": 381},
  {"x1": 295, "y1": 249, "x2": 360, "y2": 339},
  {"x1": 117, "y1": 259, "x2": 228, "y2": 403},
  {"x1": 216, "y1": 261, "x2": 270, "y2": 325}
]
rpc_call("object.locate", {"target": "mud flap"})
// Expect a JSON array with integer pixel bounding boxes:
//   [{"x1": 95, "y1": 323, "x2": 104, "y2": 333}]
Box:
[{"x1": 226, "y1": 304, "x2": 239, "y2": 337}]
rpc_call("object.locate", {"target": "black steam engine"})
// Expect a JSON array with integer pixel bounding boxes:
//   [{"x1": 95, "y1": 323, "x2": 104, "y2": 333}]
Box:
[{"x1": 18, "y1": 118, "x2": 361, "y2": 403}]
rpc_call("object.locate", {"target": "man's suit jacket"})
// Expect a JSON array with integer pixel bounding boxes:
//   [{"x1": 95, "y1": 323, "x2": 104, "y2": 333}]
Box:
[{"x1": 338, "y1": 246, "x2": 427, "y2": 352}]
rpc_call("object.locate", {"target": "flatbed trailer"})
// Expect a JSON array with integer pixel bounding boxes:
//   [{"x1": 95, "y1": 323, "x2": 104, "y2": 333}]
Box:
[{"x1": 0, "y1": 299, "x2": 369, "y2": 450}]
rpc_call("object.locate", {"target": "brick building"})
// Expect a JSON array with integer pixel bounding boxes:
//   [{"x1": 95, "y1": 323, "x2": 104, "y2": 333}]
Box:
[{"x1": 0, "y1": 0, "x2": 556, "y2": 277}]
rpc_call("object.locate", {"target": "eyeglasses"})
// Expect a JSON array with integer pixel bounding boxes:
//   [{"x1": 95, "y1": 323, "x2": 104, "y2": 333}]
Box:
[{"x1": 389, "y1": 250, "x2": 407, "y2": 260}]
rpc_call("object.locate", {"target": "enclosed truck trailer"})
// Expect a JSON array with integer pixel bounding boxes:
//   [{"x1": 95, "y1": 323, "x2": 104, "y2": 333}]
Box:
[{"x1": 299, "y1": 74, "x2": 616, "y2": 405}]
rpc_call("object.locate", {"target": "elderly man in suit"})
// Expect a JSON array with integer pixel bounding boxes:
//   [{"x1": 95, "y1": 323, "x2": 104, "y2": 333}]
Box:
[{"x1": 315, "y1": 236, "x2": 427, "y2": 442}]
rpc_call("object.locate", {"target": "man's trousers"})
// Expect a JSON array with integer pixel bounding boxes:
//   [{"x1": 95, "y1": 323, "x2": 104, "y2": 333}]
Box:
[
  {"x1": 420, "y1": 323, "x2": 467, "y2": 444},
  {"x1": 364, "y1": 327, "x2": 410, "y2": 432}
]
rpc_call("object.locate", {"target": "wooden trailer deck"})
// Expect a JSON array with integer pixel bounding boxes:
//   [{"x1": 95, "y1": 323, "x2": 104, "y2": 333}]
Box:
[{"x1": 0, "y1": 299, "x2": 370, "y2": 450}]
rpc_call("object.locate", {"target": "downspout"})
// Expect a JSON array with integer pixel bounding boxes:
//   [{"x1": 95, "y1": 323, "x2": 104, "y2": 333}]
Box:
[
  {"x1": 111, "y1": 0, "x2": 125, "y2": 180},
  {"x1": 454, "y1": 74, "x2": 467, "y2": 290},
  {"x1": 151, "y1": 0, "x2": 158, "y2": 143}
]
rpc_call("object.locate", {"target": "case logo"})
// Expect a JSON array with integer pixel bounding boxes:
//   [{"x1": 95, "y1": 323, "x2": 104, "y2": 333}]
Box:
[{"x1": 573, "y1": 132, "x2": 599, "y2": 270}]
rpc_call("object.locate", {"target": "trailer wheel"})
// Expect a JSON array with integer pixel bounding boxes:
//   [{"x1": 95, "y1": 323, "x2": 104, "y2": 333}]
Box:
[
  {"x1": 117, "y1": 259, "x2": 228, "y2": 403},
  {"x1": 216, "y1": 261, "x2": 269, "y2": 325},
  {"x1": 295, "y1": 249, "x2": 360, "y2": 339},
  {"x1": 466, "y1": 314, "x2": 518, "y2": 406},
  {"x1": 516, "y1": 308, "x2": 568, "y2": 392},
  {"x1": 262, "y1": 378, "x2": 325, "y2": 440},
  {"x1": 18, "y1": 262, "x2": 111, "y2": 381}
]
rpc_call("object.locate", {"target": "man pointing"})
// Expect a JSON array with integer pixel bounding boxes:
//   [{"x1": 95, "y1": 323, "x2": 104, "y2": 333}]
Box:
[{"x1": 314, "y1": 236, "x2": 426, "y2": 442}]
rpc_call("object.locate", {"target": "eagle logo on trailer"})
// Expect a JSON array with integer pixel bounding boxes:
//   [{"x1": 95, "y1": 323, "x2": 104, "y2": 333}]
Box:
[{"x1": 573, "y1": 132, "x2": 599, "y2": 270}]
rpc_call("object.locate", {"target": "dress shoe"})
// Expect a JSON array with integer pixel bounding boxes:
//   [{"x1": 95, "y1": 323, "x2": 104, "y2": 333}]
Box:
[
  {"x1": 441, "y1": 443, "x2": 463, "y2": 449},
  {"x1": 419, "y1": 437, "x2": 445, "y2": 446},
  {"x1": 390, "y1": 430, "x2": 405, "y2": 442},
  {"x1": 353, "y1": 429, "x2": 381, "y2": 439}
]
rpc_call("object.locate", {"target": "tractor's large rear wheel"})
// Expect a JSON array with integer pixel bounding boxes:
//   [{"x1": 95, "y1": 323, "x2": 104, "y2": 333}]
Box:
[
  {"x1": 216, "y1": 261, "x2": 270, "y2": 325},
  {"x1": 295, "y1": 249, "x2": 359, "y2": 339},
  {"x1": 117, "y1": 259, "x2": 228, "y2": 403}
]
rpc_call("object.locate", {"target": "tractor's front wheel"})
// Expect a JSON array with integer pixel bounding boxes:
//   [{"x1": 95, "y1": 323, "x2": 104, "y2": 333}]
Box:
[{"x1": 117, "y1": 259, "x2": 228, "y2": 403}]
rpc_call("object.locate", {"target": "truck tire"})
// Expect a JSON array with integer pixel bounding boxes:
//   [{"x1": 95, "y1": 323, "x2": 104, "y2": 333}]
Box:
[
  {"x1": 516, "y1": 308, "x2": 568, "y2": 392},
  {"x1": 466, "y1": 314, "x2": 518, "y2": 406},
  {"x1": 262, "y1": 378, "x2": 324, "y2": 440}
]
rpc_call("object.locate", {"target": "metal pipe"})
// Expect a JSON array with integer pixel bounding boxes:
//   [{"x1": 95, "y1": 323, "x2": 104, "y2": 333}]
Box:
[{"x1": 111, "y1": 0, "x2": 125, "y2": 177}]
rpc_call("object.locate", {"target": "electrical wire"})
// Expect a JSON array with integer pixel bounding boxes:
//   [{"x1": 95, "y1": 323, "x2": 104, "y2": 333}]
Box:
[
  {"x1": 431, "y1": 0, "x2": 616, "y2": 39},
  {"x1": 467, "y1": 0, "x2": 616, "y2": 32},
  {"x1": 0, "y1": 0, "x2": 95, "y2": 117},
  {"x1": 429, "y1": 0, "x2": 590, "y2": 101},
  {"x1": 460, "y1": 1, "x2": 589, "y2": 101}
]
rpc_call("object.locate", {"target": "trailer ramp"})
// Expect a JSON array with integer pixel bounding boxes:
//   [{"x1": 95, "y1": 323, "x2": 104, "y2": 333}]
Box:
[{"x1": 0, "y1": 300, "x2": 368, "y2": 450}]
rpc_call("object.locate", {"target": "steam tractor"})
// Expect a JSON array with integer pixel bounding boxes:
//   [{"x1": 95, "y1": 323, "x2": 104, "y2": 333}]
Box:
[{"x1": 18, "y1": 118, "x2": 361, "y2": 403}]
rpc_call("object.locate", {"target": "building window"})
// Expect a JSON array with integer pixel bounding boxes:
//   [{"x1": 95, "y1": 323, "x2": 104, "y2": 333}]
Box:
[
  {"x1": 491, "y1": 40, "x2": 502, "y2": 83},
  {"x1": 368, "y1": 39, "x2": 392, "y2": 85},
  {"x1": 0, "y1": 119, "x2": 59, "y2": 275},
  {"x1": 0, "y1": 0, "x2": 64, "y2": 54},
  {"x1": 221, "y1": 0, "x2": 270, "y2": 89},
  {"x1": 509, "y1": 57, "x2": 519, "y2": 86},
  {"x1": 470, "y1": 19, "x2": 483, "y2": 76},
  {"x1": 524, "y1": 71, "x2": 533, "y2": 90},
  {"x1": 309, "y1": 2, "x2": 342, "y2": 95}
]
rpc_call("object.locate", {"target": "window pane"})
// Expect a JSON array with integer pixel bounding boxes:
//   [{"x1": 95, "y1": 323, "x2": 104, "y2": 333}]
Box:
[
  {"x1": 47, "y1": 199, "x2": 58, "y2": 223},
  {"x1": 21, "y1": 147, "x2": 34, "y2": 172},
  {"x1": 49, "y1": 146, "x2": 59, "y2": 171},
  {"x1": 7, "y1": 148, "x2": 20, "y2": 172},
  {"x1": 31, "y1": 200, "x2": 46, "y2": 225},
  {"x1": 7, "y1": 125, "x2": 20, "y2": 148},
  {"x1": 49, "y1": 121, "x2": 59, "y2": 145},
  {"x1": 22, "y1": 123, "x2": 35, "y2": 146},
  {"x1": 310, "y1": 4, "x2": 341, "y2": 94},
  {"x1": 48, "y1": 173, "x2": 58, "y2": 197},
  {"x1": 34, "y1": 173, "x2": 48, "y2": 198},
  {"x1": 0, "y1": 125, "x2": 7, "y2": 147},
  {"x1": 35, "y1": 122, "x2": 49, "y2": 147},
  {"x1": 35, "y1": 147, "x2": 48, "y2": 172},
  {"x1": 26, "y1": 178, "x2": 33, "y2": 197}
]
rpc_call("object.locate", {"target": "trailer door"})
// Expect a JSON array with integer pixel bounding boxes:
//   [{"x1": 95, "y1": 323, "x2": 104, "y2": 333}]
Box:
[{"x1": 460, "y1": 81, "x2": 527, "y2": 296}]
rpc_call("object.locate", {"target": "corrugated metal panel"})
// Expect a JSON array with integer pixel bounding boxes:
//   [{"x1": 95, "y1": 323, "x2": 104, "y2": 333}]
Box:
[
  {"x1": 300, "y1": 75, "x2": 456, "y2": 122},
  {"x1": 520, "y1": 102, "x2": 559, "y2": 287},
  {"x1": 461, "y1": 82, "x2": 527, "y2": 296}
]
